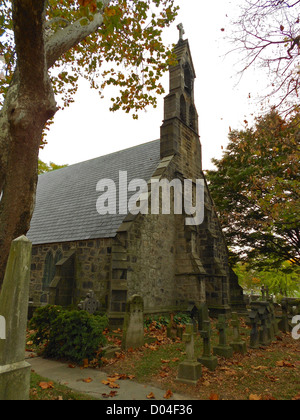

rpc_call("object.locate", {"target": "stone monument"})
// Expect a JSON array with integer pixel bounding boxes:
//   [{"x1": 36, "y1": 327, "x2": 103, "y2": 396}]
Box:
[
  {"x1": 0, "y1": 236, "x2": 32, "y2": 400},
  {"x1": 122, "y1": 295, "x2": 144, "y2": 351},
  {"x1": 213, "y1": 314, "x2": 234, "y2": 359},
  {"x1": 176, "y1": 324, "x2": 202, "y2": 385}
]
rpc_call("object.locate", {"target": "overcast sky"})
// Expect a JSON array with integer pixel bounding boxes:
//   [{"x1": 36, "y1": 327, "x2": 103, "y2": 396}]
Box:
[{"x1": 39, "y1": 0, "x2": 265, "y2": 171}]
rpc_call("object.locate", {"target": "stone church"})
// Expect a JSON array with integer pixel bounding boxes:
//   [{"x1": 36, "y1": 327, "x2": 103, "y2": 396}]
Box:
[{"x1": 27, "y1": 36, "x2": 245, "y2": 323}]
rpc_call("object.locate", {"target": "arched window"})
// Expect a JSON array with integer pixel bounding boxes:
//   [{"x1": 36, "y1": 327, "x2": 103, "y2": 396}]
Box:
[
  {"x1": 180, "y1": 95, "x2": 187, "y2": 123},
  {"x1": 54, "y1": 249, "x2": 63, "y2": 265},
  {"x1": 184, "y1": 64, "x2": 193, "y2": 94},
  {"x1": 189, "y1": 105, "x2": 196, "y2": 130},
  {"x1": 42, "y1": 251, "x2": 55, "y2": 290}
]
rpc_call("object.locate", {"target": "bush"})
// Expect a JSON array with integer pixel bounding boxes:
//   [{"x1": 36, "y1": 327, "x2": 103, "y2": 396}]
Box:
[{"x1": 30, "y1": 305, "x2": 109, "y2": 364}]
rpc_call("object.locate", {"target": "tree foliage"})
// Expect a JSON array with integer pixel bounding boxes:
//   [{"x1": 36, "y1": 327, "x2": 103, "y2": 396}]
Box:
[
  {"x1": 0, "y1": 1, "x2": 178, "y2": 120},
  {"x1": 38, "y1": 159, "x2": 68, "y2": 174},
  {"x1": 235, "y1": 261, "x2": 300, "y2": 298},
  {"x1": 207, "y1": 110, "x2": 300, "y2": 270},
  {"x1": 231, "y1": 0, "x2": 300, "y2": 114}
]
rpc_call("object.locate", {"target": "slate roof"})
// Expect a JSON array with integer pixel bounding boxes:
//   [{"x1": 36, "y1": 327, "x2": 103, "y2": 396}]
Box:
[{"x1": 27, "y1": 139, "x2": 161, "y2": 245}]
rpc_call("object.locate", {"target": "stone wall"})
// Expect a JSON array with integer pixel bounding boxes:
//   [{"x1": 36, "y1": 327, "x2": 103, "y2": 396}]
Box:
[{"x1": 30, "y1": 238, "x2": 112, "y2": 309}]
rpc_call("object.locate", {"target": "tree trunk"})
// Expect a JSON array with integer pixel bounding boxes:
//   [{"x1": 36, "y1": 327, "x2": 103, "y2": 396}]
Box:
[
  {"x1": 0, "y1": 78, "x2": 57, "y2": 285},
  {"x1": 0, "y1": 0, "x2": 106, "y2": 284},
  {"x1": 0, "y1": 0, "x2": 57, "y2": 285}
]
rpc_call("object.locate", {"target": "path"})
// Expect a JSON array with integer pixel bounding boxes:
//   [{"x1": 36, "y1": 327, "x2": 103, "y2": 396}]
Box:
[{"x1": 26, "y1": 353, "x2": 191, "y2": 401}]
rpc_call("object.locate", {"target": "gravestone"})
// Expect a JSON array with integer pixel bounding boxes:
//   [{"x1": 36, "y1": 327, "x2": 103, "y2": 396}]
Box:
[
  {"x1": 122, "y1": 295, "x2": 144, "y2": 351},
  {"x1": 230, "y1": 313, "x2": 247, "y2": 355},
  {"x1": 213, "y1": 314, "x2": 233, "y2": 358},
  {"x1": 248, "y1": 309, "x2": 261, "y2": 349},
  {"x1": 250, "y1": 302, "x2": 274, "y2": 347},
  {"x1": 167, "y1": 314, "x2": 177, "y2": 340},
  {"x1": 278, "y1": 299, "x2": 292, "y2": 333},
  {"x1": 197, "y1": 320, "x2": 218, "y2": 371},
  {"x1": 78, "y1": 290, "x2": 100, "y2": 314},
  {"x1": 176, "y1": 324, "x2": 202, "y2": 385},
  {"x1": 0, "y1": 236, "x2": 32, "y2": 400},
  {"x1": 198, "y1": 303, "x2": 210, "y2": 331}
]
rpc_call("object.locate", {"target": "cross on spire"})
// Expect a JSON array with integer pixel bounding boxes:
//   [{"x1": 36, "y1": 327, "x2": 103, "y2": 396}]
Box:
[{"x1": 177, "y1": 23, "x2": 185, "y2": 41}]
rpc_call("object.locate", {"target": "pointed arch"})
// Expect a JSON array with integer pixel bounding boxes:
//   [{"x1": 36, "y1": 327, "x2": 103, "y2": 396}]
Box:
[
  {"x1": 180, "y1": 94, "x2": 187, "y2": 123},
  {"x1": 42, "y1": 250, "x2": 55, "y2": 291}
]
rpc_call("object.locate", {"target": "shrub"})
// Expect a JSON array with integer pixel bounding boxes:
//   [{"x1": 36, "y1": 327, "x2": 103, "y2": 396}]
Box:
[{"x1": 30, "y1": 305, "x2": 108, "y2": 364}]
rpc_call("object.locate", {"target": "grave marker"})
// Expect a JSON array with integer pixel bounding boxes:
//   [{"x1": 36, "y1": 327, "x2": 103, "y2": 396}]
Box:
[
  {"x1": 230, "y1": 313, "x2": 247, "y2": 355},
  {"x1": 213, "y1": 314, "x2": 233, "y2": 358},
  {"x1": 197, "y1": 320, "x2": 218, "y2": 371},
  {"x1": 122, "y1": 295, "x2": 144, "y2": 351},
  {"x1": 176, "y1": 324, "x2": 202, "y2": 385},
  {"x1": 0, "y1": 236, "x2": 32, "y2": 400}
]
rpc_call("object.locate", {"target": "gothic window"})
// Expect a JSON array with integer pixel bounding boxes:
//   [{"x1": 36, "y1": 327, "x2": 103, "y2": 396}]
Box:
[
  {"x1": 184, "y1": 64, "x2": 193, "y2": 94},
  {"x1": 189, "y1": 105, "x2": 196, "y2": 130},
  {"x1": 180, "y1": 94, "x2": 187, "y2": 123},
  {"x1": 42, "y1": 250, "x2": 55, "y2": 291},
  {"x1": 54, "y1": 249, "x2": 63, "y2": 265}
]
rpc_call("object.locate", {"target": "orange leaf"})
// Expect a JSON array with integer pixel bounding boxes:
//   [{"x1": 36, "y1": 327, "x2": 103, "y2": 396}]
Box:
[
  {"x1": 39, "y1": 381, "x2": 54, "y2": 390},
  {"x1": 249, "y1": 394, "x2": 262, "y2": 401},
  {"x1": 82, "y1": 377, "x2": 93, "y2": 383},
  {"x1": 164, "y1": 390, "x2": 173, "y2": 399},
  {"x1": 147, "y1": 392, "x2": 156, "y2": 399},
  {"x1": 209, "y1": 393, "x2": 219, "y2": 401}
]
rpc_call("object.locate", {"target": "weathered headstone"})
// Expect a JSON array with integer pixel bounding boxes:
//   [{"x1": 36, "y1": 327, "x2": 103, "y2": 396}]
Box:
[
  {"x1": 197, "y1": 320, "x2": 218, "y2": 371},
  {"x1": 0, "y1": 236, "x2": 32, "y2": 400},
  {"x1": 250, "y1": 302, "x2": 273, "y2": 346},
  {"x1": 167, "y1": 314, "x2": 177, "y2": 340},
  {"x1": 278, "y1": 299, "x2": 292, "y2": 333},
  {"x1": 248, "y1": 309, "x2": 260, "y2": 349},
  {"x1": 122, "y1": 295, "x2": 144, "y2": 351},
  {"x1": 230, "y1": 313, "x2": 247, "y2": 355},
  {"x1": 176, "y1": 324, "x2": 202, "y2": 385},
  {"x1": 198, "y1": 303, "x2": 210, "y2": 331},
  {"x1": 78, "y1": 290, "x2": 100, "y2": 314},
  {"x1": 213, "y1": 315, "x2": 233, "y2": 358}
]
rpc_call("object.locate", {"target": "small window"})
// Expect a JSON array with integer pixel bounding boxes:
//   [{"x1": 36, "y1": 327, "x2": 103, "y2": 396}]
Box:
[
  {"x1": 180, "y1": 95, "x2": 187, "y2": 123},
  {"x1": 184, "y1": 64, "x2": 193, "y2": 94},
  {"x1": 189, "y1": 105, "x2": 196, "y2": 130}
]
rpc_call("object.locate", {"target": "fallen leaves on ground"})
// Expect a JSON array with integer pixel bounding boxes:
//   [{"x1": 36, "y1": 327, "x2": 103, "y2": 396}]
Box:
[
  {"x1": 39, "y1": 381, "x2": 54, "y2": 390},
  {"x1": 209, "y1": 393, "x2": 219, "y2": 400},
  {"x1": 276, "y1": 360, "x2": 295, "y2": 368},
  {"x1": 249, "y1": 394, "x2": 262, "y2": 401},
  {"x1": 164, "y1": 389, "x2": 173, "y2": 399},
  {"x1": 102, "y1": 391, "x2": 118, "y2": 398},
  {"x1": 147, "y1": 392, "x2": 156, "y2": 399},
  {"x1": 82, "y1": 377, "x2": 93, "y2": 383}
]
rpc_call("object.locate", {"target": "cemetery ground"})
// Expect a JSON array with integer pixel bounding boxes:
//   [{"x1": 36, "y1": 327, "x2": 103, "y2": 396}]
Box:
[{"x1": 26, "y1": 317, "x2": 300, "y2": 401}]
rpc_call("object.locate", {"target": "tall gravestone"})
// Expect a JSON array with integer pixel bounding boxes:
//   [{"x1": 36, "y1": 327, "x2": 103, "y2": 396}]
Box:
[
  {"x1": 230, "y1": 313, "x2": 247, "y2": 355},
  {"x1": 213, "y1": 314, "x2": 233, "y2": 358},
  {"x1": 176, "y1": 324, "x2": 202, "y2": 385},
  {"x1": 0, "y1": 236, "x2": 32, "y2": 400},
  {"x1": 122, "y1": 295, "x2": 144, "y2": 351},
  {"x1": 197, "y1": 320, "x2": 218, "y2": 371}
]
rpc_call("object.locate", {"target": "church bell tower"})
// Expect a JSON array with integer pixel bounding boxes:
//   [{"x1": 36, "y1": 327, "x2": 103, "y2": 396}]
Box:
[{"x1": 160, "y1": 25, "x2": 202, "y2": 178}]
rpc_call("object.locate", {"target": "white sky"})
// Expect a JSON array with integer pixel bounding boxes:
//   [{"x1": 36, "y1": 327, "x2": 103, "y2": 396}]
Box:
[{"x1": 39, "y1": 0, "x2": 265, "y2": 171}]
